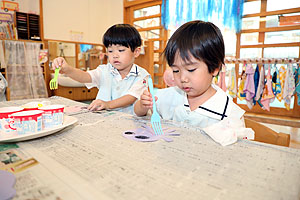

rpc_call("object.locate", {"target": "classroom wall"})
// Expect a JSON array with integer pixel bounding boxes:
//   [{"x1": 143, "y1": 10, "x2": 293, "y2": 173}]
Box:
[{"x1": 42, "y1": 0, "x2": 123, "y2": 44}]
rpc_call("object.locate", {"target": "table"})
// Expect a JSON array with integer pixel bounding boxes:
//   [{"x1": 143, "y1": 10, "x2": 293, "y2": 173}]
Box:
[{"x1": 1, "y1": 97, "x2": 300, "y2": 200}]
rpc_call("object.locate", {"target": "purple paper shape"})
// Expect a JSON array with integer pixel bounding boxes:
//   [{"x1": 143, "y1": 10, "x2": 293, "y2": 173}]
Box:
[
  {"x1": 0, "y1": 170, "x2": 16, "y2": 200},
  {"x1": 123, "y1": 125, "x2": 180, "y2": 142}
]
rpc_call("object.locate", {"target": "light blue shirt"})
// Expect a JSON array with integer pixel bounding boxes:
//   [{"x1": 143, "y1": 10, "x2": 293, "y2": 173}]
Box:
[
  {"x1": 85, "y1": 63, "x2": 149, "y2": 114},
  {"x1": 155, "y1": 84, "x2": 245, "y2": 128}
]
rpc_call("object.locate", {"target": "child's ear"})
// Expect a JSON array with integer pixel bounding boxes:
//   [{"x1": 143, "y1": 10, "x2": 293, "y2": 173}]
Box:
[
  {"x1": 212, "y1": 68, "x2": 220, "y2": 77},
  {"x1": 213, "y1": 64, "x2": 225, "y2": 77},
  {"x1": 133, "y1": 47, "x2": 141, "y2": 58}
]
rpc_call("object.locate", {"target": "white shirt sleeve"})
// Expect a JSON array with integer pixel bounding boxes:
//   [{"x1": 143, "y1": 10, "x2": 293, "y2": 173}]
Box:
[
  {"x1": 85, "y1": 68, "x2": 102, "y2": 89},
  {"x1": 126, "y1": 78, "x2": 147, "y2": 99}
]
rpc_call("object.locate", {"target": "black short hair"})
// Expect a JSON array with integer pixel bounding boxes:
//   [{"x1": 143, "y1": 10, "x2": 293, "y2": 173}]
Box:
[
  {"x1": 164, "y1": 20, "x2": 225, "y2": 74},
  {"x1": 103, "y1": 24, "x2": 142, "y2": 52}
]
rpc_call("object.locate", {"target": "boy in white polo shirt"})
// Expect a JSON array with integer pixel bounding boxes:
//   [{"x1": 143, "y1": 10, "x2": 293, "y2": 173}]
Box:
[
  {"x1": 52, "y1": 24, "x2": 149, "y2": 114},
  {"x1": 134, "y1": 21, "x2": 248, "y2": 145}
]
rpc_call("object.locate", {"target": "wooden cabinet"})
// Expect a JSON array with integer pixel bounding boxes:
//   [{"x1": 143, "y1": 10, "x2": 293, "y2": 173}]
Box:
[{"x1": 53, "y1": 86, "x2": 98, "y2": 101}]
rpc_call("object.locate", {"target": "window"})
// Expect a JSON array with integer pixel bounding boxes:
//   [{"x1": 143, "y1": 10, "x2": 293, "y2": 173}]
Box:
[{"x1": 236, "y1": 0, "x2": 300, "y2": 117}]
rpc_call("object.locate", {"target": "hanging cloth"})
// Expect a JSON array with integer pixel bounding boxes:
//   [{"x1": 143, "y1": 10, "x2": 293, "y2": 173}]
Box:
[
  {"x1": 4, "y1": 41, "x2": 48, "y2": 100},
  {"x1": 283, "y1": 63, "x2": 295, "y2": 110},
  {"x1": 0, "y1": 73, "x2": 7, "y2": 101},
  {"x1": 261, "y1": 64, "x2": 275, "y2": 111},
  {"x1": 243, "y1": 64, "x2": 255, "y2": 100},
  {"x1": 295, "y1": 65, "x2": 300, "y2": 105},
  {"x1": 237, "y1": 69, "x2": 246, "y2": 101},
  {"x1": 243, "y1": 64, "x2": 255, "y2": 109},
  {"x1": 255, "y1": 65, "x2": 265, "y2": 102},
  {"x1": 0, "y1": 41, "x2": 6, "y2": 69},
  {"x1": 213, "y1": 76, "x2": 218, "y2": 85},
  {"x1": 277, "y1": 65, "x2": 286, "y2": 102},
  {"x1": 253, "y1": 65, "x2": 260, "y2": 105},
  {"x1": 273, "y1": 66, "x2": 282, "y2": 102},
  {"x1": 227, "y1": 67, "x2": 237, "y2": 98},
  {"x1": 217, "y1": 65, "x2": 227, "y2": 92},
  {"x1": 272, "y1": 64, "x2": 278, "y2": 96}
]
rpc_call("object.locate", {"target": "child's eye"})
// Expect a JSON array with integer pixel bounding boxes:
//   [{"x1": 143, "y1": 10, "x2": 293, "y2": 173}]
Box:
[
  {"x1": 108, "y1": 50, "x2": 113, "y2": 53},
  {"x1": 188, "y1": 68, "x2": 196, "y2": 72},
  {"x1": 119, "y1": 49, "x2": 125, "y2": 52},
  {"x1": 172, "y1": 70, "x2": 179, "y2": 73}
]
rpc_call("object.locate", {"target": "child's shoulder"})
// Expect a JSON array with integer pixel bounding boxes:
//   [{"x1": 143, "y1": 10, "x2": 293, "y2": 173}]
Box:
[
  {"x1": 207, "y1": 84, "x2": 245, "y2": 118},
  {"x1": 133, "y1": 63, "x2": 150, "y2": 75}
]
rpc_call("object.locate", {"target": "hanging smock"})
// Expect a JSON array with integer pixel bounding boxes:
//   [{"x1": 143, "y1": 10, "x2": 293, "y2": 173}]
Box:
[
  {"x1": 253, "y1": 65, "x2": 260, "y2": 105},
  {"x1": 228, "y1": 67, "x2": 237, "y2": 98},
  {"x1": 277, "y1": 65, "x2": 286, "y2": 102},
  {"x1": 272, "y1": 65, "x2": 282, "y2": 102},
  {"x1": 237, "y1": 69, "x2": 246, "y2": 101},
  {"x1": 295, "y1": 65, "x2": 300, "y2": 105},
  {"x1": 243, "y1": 64, "x2": 255, "y2": 109},
  {"x1": 282, "y1": 63, "x2": 295, "y2": 110},
  {"x1": 261, "y1": 64, "x2": 275, "y2": 111},
  {"x1": 254, "y1": 65, "x2": 266, "y2": 109}
]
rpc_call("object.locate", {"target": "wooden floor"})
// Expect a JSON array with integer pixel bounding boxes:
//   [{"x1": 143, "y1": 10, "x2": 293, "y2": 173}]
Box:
[{"x1": 244, "y1": 113, "x2": 300, "y2": 149}]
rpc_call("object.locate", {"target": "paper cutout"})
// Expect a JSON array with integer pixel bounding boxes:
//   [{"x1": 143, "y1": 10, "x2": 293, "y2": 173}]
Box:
[
  {"x1": 64, "y1": 106, "x2": 89, "y2": 115},
  {"x1": 0, "y1": 170, "x2": 16, "y2": 200},
  {"x1": 123, "y1": 125, "x2": 180, "y2": 142}
]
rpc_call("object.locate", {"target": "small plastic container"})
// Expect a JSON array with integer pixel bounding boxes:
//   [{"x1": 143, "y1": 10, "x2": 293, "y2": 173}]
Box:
[
  {"x1": 38, "y1": 105, "x2": 64, "y2": 129},
  {"x1": 21, "y1": 101, "x2": 51, "y2": 111},
  {"x1": 9, "y1": 110, "x2": 44, "y2": 134},
  {"x1": 0, "y1": 107, "x2": 24, "y2": 133}
]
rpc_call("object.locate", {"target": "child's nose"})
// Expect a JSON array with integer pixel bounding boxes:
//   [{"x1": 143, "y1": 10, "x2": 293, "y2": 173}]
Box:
[
  {"x1": 113, "y1": 52, "x2": 119, "y2": 58},
  {"x1": 180, "y1": 72, "x2": 188, "y2": 83}
]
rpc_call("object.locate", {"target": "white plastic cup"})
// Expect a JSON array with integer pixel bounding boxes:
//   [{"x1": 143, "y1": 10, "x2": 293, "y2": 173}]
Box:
[
  {"x1": 0, "y1": 107, "x2": 24, "y2": 133},
  {"x1": 9, "y1": 110, "x2": 44, "y2": 134},
  {"x1": 38, "y1": 105, "x2": 64, "y2": 129}
]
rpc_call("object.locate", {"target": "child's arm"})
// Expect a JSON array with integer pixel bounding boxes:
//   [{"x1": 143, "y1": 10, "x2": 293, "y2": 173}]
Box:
[
  {"x1": 134, "y1": 89, "x2": 155, "y2": 116},
  {"x1": 88, "y1": 94, "x2": 137, "y2": 111},
  {"x1": 52, "y1": 57, "x2": 92, "y2": 83}
]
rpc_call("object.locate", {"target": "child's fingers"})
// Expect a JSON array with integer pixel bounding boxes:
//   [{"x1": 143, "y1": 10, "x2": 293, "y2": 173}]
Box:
[
  {"x1": 87, "y1": 100, "x2": 100, "y2": 110},
  {"x1": 52, "y1": 57, "x2": 65, "y2": 69}
]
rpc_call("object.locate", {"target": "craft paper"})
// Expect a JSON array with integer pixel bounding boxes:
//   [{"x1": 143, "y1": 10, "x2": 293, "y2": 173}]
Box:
[{"x1": 123, "y1": 125, "x2": 180, "y2": 142}]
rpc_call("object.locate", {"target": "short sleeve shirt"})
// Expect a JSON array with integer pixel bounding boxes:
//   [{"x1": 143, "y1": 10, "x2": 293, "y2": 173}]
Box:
[
  {"x1": 85, "y1": 63, "x2": 149, "y2": 114},
  {"x1": 155, "y1": 84, "x2": 245, "y2": 128}
]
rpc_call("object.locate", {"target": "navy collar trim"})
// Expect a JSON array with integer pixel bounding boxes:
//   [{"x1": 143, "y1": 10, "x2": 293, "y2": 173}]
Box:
[
  {"x1": 184, "y1": 96, "x2": 229, "y2": 120},
  {"x1": 129, "y1": 65, "x2": 138, "y2": 75}
]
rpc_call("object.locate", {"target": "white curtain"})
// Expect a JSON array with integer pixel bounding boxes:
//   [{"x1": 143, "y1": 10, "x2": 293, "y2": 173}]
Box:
[{"x1": 4, "y1": 40, "x2": 48, "y2": 100}]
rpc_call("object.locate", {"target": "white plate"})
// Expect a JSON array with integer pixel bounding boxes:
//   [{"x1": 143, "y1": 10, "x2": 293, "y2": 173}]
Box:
[{"x1": 0, "y1": 115, "x2": 78, "y2": 143}]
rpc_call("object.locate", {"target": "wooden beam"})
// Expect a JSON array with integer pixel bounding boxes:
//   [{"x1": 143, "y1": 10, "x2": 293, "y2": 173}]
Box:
[
  {"x1": 240, "y1": 42, "x2": 300, "y2": 48},
  {"x1": 241, "y1": 25, "x2": 300, "y2": 33},
  {"x1": 243, "y1": 7, "x2": 300, "y2": 18}
]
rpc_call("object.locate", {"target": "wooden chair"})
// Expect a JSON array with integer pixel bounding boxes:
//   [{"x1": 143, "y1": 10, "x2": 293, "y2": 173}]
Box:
[{"x1": 244, "y1": 118, "x2": 290, "y2": 147}]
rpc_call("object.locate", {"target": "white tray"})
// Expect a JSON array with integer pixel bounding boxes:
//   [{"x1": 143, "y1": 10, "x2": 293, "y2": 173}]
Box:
[{"x1": 0, "y1": 115, "x2": 78, "y2": 143}]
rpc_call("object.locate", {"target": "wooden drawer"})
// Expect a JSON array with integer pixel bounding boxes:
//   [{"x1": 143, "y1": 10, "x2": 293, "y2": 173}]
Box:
[
  {"x1": 54, "y1": 86, "x2": 74, "y2": 99},
  {"x1": 53, "y1": 86, "x2": 98, "y2": 101}
]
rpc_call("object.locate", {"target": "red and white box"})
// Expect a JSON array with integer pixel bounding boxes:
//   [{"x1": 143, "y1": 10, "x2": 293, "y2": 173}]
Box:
[
  {"x1": 0, "y1": 107, "x2": 24, "y2": 133},
  {"x1": 39, "y1": 105, "x2": 64, "y2": 129},
  {"x1": 9, "y1": 110, "x2": 44, "y2": 134}
]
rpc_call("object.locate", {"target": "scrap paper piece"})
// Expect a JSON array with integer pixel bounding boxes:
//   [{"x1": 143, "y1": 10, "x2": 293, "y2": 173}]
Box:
[
  {"x1": 0, "y1": 170, "x2": 16, "y2": 200},
  {"x1": 123, "y1": 125, "x2": 180, "y2": 142},
  {"x1": 64, "y1": 106, "x2": 89, "y2": 115}
]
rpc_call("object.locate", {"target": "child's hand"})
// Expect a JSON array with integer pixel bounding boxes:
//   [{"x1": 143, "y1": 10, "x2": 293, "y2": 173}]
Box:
[
  {"x1": 140, "y1": 89, "x2": 158, "y2": 110},
  {"x1": 52, "y1": 57, "x2": 71, "y2": 74},
  {"x1": 87, "y1": 99, "x2": 109, "y2": 111}
]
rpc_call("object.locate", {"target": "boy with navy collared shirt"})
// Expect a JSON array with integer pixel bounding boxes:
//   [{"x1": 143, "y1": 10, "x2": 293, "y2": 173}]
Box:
[
  {"x1": 52, "y1": 24, "x2": 149, "y2": 114},
  {"x1": 134, "y1": 20, "x2": 245, "y2": 131}
]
